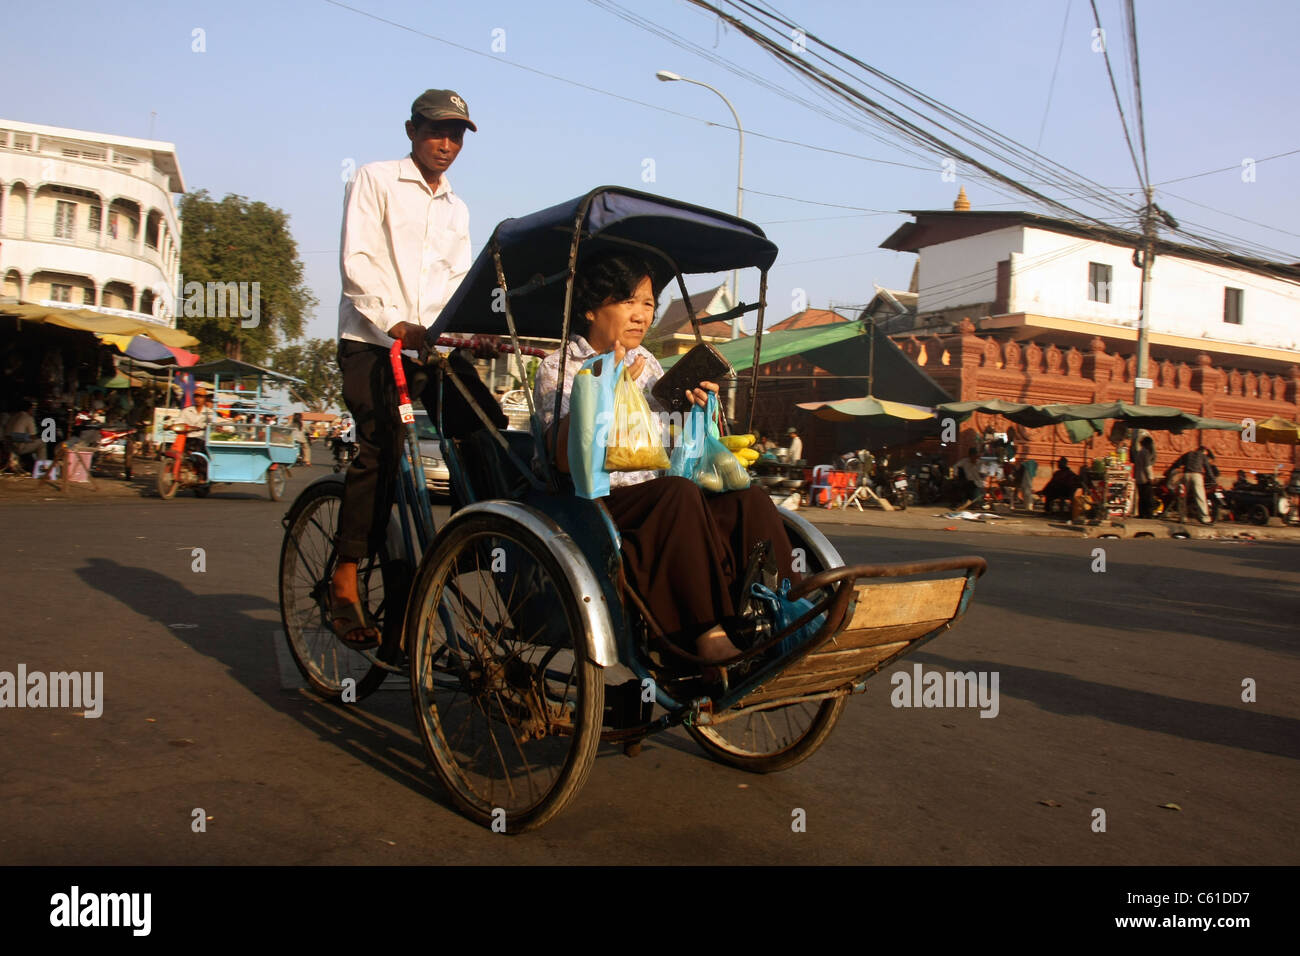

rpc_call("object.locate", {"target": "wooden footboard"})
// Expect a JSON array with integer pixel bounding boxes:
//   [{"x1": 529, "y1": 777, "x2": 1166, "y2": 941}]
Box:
[{"x1": 733, "y1": 558, "x2": 985, "y2": 708}]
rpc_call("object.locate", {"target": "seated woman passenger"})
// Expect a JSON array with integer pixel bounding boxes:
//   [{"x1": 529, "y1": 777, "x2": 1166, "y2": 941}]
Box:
[{"x1": 533, "y1": 252, "x2": 799, "y2": 674}]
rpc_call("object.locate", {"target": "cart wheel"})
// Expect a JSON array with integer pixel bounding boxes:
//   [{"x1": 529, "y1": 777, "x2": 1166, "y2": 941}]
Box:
[
  {"x1": 156, "y1": 463, "x2": 178, "y2": 499},
  {"x1": 687, "y1": 510, "x2": 847, "y2": 773},
  {"x1": 193, "y1": 484, "x2": 211, "y2": 498},
  {"x1": 278, "y1": 481, "x2": 407, "y2": 702},
  {"x1": 406, "y1": 512, "x2": 603, "y2": 833},
  {"x1": 1250, "y1": 504, "x2": 1270, "y2": 526},
  {"x1": 267, "y1": 465, "x2": 287, "y2": 501}
]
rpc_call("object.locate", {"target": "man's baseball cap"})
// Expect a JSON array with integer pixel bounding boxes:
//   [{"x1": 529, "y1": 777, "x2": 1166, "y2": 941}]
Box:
[{"x1": 411, "y1": 89, "x2": 477, "y2": 132}]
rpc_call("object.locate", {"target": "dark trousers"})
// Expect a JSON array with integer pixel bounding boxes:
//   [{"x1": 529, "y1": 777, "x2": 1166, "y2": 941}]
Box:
[
  {"x1": 335, "y1": 340, "x2": 437, "y2": 561},
  {"x1": 604, "y1": 477, "x2": 797, "y2": 648},
  {"x1": 334, "y1": 339, "x2": 507, "y2": 561},
  {"x1": 1137, "y1": 481, "x2": 1155, "y2": 519}
]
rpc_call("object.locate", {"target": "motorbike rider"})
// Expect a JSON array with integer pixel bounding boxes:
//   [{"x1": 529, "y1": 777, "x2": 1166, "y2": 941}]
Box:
[{"x1": 168, "y1": 385, "x2": 217, "y2": 481}]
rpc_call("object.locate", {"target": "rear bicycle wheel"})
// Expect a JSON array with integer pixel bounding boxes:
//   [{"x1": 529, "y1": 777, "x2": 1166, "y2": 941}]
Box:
[
  {"x1": 278, "y1": 481, "x2": 406, "y2": 702},
  {"x1": 687, "y1": 511, "x2": 847, "y2": 773},
  {"x1": 407, "y1": 512, "x2": 603, "y2": 833}
]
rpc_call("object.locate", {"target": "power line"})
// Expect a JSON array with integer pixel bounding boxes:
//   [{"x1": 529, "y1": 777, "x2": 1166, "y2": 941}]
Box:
[
  {"x1": 1153, "y1": 148, "x2": 1300, "y2": 187},
  {"x1": 1087, "y1": 0, "x2": 1146, "y2": 189},
  {"x1": 1034, "y1": 0, "x2": 1073, "y2": 160},
  {"x1": 742, "y1": 188, "x2": 894, "y2": 212},
  {"x1": 1156, "y1": 189, "x2": 1300, "y2": 244},
  {"x1": 1123, "y1": 0, "x2": 1150, "y2": 189}
]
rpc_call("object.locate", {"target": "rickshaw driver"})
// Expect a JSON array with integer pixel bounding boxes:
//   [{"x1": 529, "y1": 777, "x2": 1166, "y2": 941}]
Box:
[
  {"x1": 330, "y1": 88, "x2": 478, "y2": 647},
  {"x1": 168, "y1": 385, "x2": 216, "y2": 481}
]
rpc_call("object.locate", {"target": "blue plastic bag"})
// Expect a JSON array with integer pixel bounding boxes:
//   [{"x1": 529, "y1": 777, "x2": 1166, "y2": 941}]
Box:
[
  {"x1": 667, "y1": 392, "x2": 749, "y2": 493},
  {"x1": 568, "y1": 351, "x2": 621, "y2": 499},
  {"x1": 750, "y1": 579, "x2": 827, "y2": 657}
]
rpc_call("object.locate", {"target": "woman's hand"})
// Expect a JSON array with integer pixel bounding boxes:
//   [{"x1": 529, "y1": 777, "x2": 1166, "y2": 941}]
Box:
[
  {"x1": 612, "y1": 343, "x2": 646, "y2": 383},
  {"x1": 687, "y1": 380, "x2": 720, "y2": 408}
]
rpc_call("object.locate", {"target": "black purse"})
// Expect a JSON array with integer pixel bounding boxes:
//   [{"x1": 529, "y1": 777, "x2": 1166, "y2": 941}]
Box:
[{"x1": 651, "y1": 343, "x2": 734, "y2": 414}]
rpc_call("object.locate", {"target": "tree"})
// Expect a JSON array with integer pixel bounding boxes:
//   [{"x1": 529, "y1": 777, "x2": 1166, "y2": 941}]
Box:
[
  {"x1": 178, "y1": 190, "x2": 317, "y2": 364},
  {"x1": 272, "y1": 338, "x2": 342, "y2": 412}
]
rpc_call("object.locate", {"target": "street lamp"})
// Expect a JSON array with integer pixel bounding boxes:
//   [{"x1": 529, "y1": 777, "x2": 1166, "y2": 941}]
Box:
[{"x1": 655, "y1": 70, "x2": 745, "y2": 339}]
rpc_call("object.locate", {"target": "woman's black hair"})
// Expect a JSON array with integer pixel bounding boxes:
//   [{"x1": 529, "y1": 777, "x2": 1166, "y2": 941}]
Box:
[{"x1": 572, "y1": 251, "x2": 664, "y2": 327}]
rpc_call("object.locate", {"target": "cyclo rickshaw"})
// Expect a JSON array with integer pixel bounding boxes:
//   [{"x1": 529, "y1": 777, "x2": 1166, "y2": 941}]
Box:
[
  {"x1": 277, "y1": 187, "x2": 987, "y2": 832},
  {"x1": 155, "y1": 359, "x2": 302, "y2": 500}
]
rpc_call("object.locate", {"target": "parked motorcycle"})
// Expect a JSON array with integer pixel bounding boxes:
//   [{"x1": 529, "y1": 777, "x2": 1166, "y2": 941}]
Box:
[
  {"x1": 1227, "y1": 466, "x2": 1299, "y2": 525},
  {"x1": 1154, "y1": 471, "x2": 1228, "y2": 523}
]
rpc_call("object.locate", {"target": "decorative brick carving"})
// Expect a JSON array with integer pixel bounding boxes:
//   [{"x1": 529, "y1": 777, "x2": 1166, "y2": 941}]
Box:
[
  {"x1": 1228, "y1": 369, "x2": 1243, "y2": 396},
  {"x1": 1045, "y1": 345, "x2": 1062, "y2": 374},
  {"x1": 982, "y1": 338, "x2": 1001, "y2": 367},
  {"x1": 1159, "y1": 359, "x2": 1175, "y2": 388},
  {"x1": 1024, "y1": 341, "x2": 1043, "y2": 373},
  {"x1": 1065, "y1": 347, "x2": 1082, "y2": 376},
  {"x1": 1002, "y1": 340, "x2": 1022, "y2": 370},
  {"x1": 1176, "y1": 362, "x2": 1192, "y2": 390}
]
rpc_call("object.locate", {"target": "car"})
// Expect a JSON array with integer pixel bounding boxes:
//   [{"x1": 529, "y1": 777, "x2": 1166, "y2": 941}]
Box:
[{"x1": 412, "y1": 410, "x2": 450, "y2": 497}]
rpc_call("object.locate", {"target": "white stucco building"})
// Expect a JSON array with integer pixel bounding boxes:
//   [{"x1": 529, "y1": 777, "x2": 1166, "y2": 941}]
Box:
[
  {"x1": 880, "y1": 191, "x2": 1300, "y2": 375},
  {"x1": 0, "y1": 119, "x2": 185, "y2": 327}
]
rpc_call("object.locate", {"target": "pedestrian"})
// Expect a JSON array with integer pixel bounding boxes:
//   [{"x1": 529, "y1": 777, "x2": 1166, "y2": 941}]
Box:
[
  {"x1": 1165, "y1": 444, "x2": 1211, "y2": 524},
  {"x1": 954, "y1": 446, "x2": 984, "y2": 509},
  {"x1": 330, "y1": 87, "x2": 487, "y2": 646},
  {"x1": 786, "y1": 426, "x2": 803, "y2": 463},
  {"x1": 1018, "y1": 457, "x2": 1038, "y2": 511},
  {"x1": 1134, "y1": 435, "x2": 1156, "y2": 518},
  {"x1": 291, "y1": 412, "x2": 311, "y2": 466}
]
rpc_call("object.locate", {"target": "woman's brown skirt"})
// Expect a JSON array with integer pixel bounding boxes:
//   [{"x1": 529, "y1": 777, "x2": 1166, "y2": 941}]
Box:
[{"x1": 604, "y1": 476, "x2": 797, "y2": 648}]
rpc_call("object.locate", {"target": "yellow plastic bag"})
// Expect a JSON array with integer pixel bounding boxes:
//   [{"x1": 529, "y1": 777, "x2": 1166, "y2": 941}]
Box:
[{"x1": 605, "y1": 368, "x2": 670, "y2": 471}]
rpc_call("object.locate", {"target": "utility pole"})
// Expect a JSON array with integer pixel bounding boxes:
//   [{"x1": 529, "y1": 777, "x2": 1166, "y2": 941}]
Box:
[{"x1": 1134, "y1": 184, "x2": 1156, "y2": 407}]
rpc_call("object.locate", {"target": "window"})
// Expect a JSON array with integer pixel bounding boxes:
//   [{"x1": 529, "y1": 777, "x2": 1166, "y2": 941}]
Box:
[
  {"x1": 82, "y1": 287, "x2": 95, "y2": 306},
  {"x1": 1224, "y1": 287, "x2": 1243, "y2": 325},
  {"x1": 88, "y1": 205, "x2": 102, "y2": 234},
  {"x1": 1088, "y1": 262, "x2": 1112, "y2": 303},
  {"x1": 54, "y1": 200, "x2": 76, "y2": 239},
  {"x1": 108, "y1": 212, "x2": 118, "y2": 239},
  {"x1": 51, "y1": 283, "x2": 73, "y2": 302}
]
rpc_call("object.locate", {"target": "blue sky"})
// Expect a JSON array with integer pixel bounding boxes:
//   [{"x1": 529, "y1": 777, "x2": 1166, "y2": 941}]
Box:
[{"x1": 4, "y1": 0, "x2": 1297, "y2": 342}]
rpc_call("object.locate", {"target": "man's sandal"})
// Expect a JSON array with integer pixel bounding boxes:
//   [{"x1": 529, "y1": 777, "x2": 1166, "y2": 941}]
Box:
[{"x1": 329, "y1": 598, "x2": 380, "y2": 650}]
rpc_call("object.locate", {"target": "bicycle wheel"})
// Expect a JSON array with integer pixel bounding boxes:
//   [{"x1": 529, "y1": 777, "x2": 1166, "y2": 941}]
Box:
[
  {"x1": 687, "y1": 510, "x2": 847, "y2": 773},
  {"x1": 267, "y1": 465, "x2": 287, "y2": 501},
  {"x1": 278, "y1": 480, "x2": 407, "y2": 702},
  {"x1": 407, "y1": 511, "x2": 603, "y2": 833}
]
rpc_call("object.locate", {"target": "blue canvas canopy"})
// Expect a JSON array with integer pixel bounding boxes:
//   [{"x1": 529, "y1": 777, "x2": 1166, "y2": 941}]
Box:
[{"x1": 431, "y1": 186, "x2": 779, "y2": 339}]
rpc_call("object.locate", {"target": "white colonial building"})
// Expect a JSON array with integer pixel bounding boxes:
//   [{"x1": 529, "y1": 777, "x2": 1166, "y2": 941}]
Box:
[
  {"x1": 0, "y1": 119, "x2": 185, "y2": 327},
  {"x1": 880, "y1": 190, "x2": 1300, "y2": 375}
]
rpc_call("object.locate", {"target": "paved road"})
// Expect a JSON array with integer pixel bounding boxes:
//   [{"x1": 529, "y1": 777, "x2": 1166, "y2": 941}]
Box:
[{"x1": 1, "y1": 465, "x2": 1296, "y2": 864}]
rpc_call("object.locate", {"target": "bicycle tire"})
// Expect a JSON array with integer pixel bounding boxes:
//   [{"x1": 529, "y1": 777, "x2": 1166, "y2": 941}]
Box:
[
  {"x1": 278, "y1": 480, "x2": 406, "y2": 702},
  {"x1": 406, "y1": 511, "x2": 603, "y2": 833}
]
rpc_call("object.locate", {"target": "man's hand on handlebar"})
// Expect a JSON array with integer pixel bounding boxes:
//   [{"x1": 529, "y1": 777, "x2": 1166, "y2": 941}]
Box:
[{"x1": 389, "y1": 321, "x2": 429, "y2": 353}]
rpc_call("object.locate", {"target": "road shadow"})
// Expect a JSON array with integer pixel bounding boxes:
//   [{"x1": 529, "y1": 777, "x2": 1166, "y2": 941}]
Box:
[
  {"x1": 835, "y1": 532, "x2": 1300, "y2": 657},
  {"x1": 72, "y1": 556, "x2": 453, "y2": 811},
  {"x1": 911, "y1": 650, "x2": 1299, "y2": 761}
]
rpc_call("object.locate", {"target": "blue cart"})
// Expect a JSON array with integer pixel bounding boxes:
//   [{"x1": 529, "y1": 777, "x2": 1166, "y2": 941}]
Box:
[{"x1": 155, "y1": 359, "x2": 303, "y2": 500}]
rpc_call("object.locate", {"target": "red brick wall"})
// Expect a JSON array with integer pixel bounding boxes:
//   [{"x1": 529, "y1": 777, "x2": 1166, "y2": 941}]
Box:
[{"x1": 896, "y1": 320, "x2": 1300, "y2": 484}]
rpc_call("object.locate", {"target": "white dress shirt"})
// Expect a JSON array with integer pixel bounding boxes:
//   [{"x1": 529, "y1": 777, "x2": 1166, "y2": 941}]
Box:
[
  {"x1": 533, "y1": 335, "x2": 666, "y2": 489},
  {"x1": 338, "y1": 156, "x2": 471, "y2": 348}
]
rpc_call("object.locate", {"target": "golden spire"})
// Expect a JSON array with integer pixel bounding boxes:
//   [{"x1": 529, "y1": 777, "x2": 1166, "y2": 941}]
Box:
[{"x1": 954, "y1": 186, "x2": 971, "y2": 211}]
